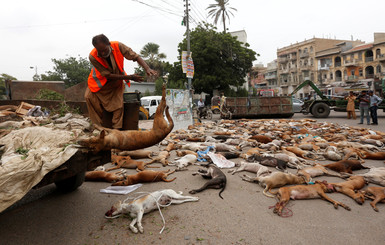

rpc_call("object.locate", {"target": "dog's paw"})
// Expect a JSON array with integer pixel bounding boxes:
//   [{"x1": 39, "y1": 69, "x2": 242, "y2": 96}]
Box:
[
  {"x1": 138, "y1": 226, "x2": 144, "y2": 234},
  {"x1": 130, "y1": 226, "x2": 138, "y2": 234}
]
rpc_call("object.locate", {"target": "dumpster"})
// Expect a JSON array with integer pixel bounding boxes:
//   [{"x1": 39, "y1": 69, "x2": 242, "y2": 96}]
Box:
[{"x1": 221, "y1": 96, "x2": 294, "y2": 119}]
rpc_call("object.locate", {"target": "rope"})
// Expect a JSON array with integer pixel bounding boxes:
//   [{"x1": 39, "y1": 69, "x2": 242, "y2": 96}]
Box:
[
  {"x1": 122, "y1": 191, "x2": 172, "y2": 234},
  {"x1": 269, "y1": 197, "x2": 294, "y2": 218}
]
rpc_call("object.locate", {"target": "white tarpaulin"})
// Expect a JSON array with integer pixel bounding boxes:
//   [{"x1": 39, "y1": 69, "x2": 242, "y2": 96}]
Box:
[{"x1": 0, "y1": 126, "x2": 79, "y2": 212}]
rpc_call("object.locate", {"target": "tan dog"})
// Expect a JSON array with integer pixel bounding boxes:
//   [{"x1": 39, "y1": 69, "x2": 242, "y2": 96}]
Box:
[
  {"x1": 85, "y1": 170, "x2": 125, "y2": 183},
  {"x1": 175, "y1": 150, "x2": 198, "y2": 157},
  {"x1": 106, "y1": 155, "x2": 159, "y2": 171},
  {"x1": 331, "y1": 176, "x2": 367, "y2": 204},
  {"x1": 112, "y1": 169, "x2": 176, "y2": 186},
  {"x1": 273, "y1": 181, "x2": 351, "y2": 216},
  {"x1": 78, "y1": 83, "x2": 174, "y2": 152},
  {"x1": 228, "y1": 161, "x2": 270, "y2": 177},
  {"x1": 117, "y1": 150, "x2": 152, "y2": 159},
  {"x1": 357, "y1": 149, "x2": 385, "y2": 160},
  {"x1": 297, "y1": 163, "x2": 342, "y2": 183},
  {"x1": 282, "y1": 146, "x2": 320, "y2": 160},
  {"x1": 241, "y1": 172, "x2": 306, "y2": 198},
  {"x1": 147, "y1": 151, "x2": 170, "y2": 166},
  {"x1": 362, "y1": 186, "x2": 385, "y2": 212}
]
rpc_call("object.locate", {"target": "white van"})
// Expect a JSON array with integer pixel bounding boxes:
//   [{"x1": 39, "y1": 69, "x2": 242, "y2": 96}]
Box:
[{"x1": 140, "y1": 96, "x2": 162, "y2": 119}]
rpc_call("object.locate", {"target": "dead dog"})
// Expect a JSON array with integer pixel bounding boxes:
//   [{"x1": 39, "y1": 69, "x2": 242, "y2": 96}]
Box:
[
  {"x1": 105, "y1": 189, "x2": 199, "y2": 233},
  {"x1": 189, "y1": 164, "x2": 227, "y2": 199},
  {"x1": 247, "y1": 153, "x2": 287, "y2": 171}
]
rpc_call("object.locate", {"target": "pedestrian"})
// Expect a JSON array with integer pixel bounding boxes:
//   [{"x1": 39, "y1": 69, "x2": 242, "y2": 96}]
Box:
[
  {"x1": 345, "y1": 91, "x2": 356, "y2": 119},
  {"x1": 368, "y1": 90, "x2": 383, "y2": 125},
  {"x1": 357, "y1": 90, "x2": 370, "y2": 125},
  {"x1": 85, "y1": 34, "x2": 156, "y2": 129}
]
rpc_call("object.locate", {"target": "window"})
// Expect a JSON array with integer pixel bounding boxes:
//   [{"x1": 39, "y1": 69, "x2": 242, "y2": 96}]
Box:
[
  {"x1": 350, "y1": 70, "x2": 355, "y2": 76},
  {"x1": 151, "y1": 100, "x2": 157, "y2": 106},
  {"x1": 310, "y1": 46, "x2": 313, "y2": 53},
  {"x1": 359, "y1": 69, "x2": 363, "y2": 76},
  {"x1": 376, "y1": 65, "x2": 381, "y2": 73},
  {"x1": 330, "y1": 73, "x2": 333, "y2": 79},
  {"x1": 358, "y1": 52, "x2": 362, "y2": 60}
]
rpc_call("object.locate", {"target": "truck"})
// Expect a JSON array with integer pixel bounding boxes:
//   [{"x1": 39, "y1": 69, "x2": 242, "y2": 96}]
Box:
[
  {"x1": 220, "y1": 96, "x2": 294, "y2": 119},
  {"x1": 291, "y1": 79, "x2": 385, "y2": 118}
]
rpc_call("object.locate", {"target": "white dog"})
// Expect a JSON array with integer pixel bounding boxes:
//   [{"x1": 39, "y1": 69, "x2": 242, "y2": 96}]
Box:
[
  {"x1": 105, "y1": 189, "x2": 199, "y2": 234},
  {"x1": 228, "y1": 161, "x2": 270, "y2": 177},
  {"x1": 169, "y1": 154, "x2": 197, "y2": 170}
]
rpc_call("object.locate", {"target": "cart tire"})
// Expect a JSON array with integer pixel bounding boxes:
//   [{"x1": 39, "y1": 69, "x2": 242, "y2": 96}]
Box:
[
  {"x1": 207, "y1": 111, "x2": 213, "y2": 120},
  {"x1": 139, "y1": 111, "x2": 146, "y2": 120},
  {"x1": 311, "y1": 103, "x2": 330, "y2": 118},
  {"x1": 213, "y1": 108, "x2": 220, "y2": 114},
  {"x1": 55, "y1": 170, "x2": 85, "y2": 192}
]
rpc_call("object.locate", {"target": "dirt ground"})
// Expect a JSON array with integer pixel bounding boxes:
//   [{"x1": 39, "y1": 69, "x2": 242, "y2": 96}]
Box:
[{"x1": 0, "y1": 112, "x2": 384, "y2": 245}]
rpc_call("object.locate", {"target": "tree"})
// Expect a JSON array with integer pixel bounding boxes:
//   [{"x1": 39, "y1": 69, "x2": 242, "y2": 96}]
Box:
[
  {"x1": 40, "y1": 56, "x2": 92, "y2": 88},
  {"x1": 207, "y1": 0, "x2": 237, "y2": 33},
  {"x1": 172, "y1": 23, "x2": 257, "y2": 95},
  {"x1": 0, "y1": 73, "x2": 16, "y2": 98},
  {"x1": 135, "y1": 42, "x2": 168, "y2": 82}
]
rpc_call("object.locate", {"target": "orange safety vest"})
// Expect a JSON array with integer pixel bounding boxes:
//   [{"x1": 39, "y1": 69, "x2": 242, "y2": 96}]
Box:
[{"x1": 87, "y1": 41, "x2": 130, "y2": 92}]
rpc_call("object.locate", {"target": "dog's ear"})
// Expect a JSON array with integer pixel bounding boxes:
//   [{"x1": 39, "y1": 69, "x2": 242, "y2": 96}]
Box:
[{"x1": 100, "y1": 130, "x2": 106, "y2": 139}]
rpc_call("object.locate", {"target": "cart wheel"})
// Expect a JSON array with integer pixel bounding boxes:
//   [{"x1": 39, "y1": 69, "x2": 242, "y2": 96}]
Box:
[
  {"x1": 207, "y1": 111, "x2": 213, "y2": 120},
  {"x1": 55, "y1": 170, "x2": 85, "y2": 193},
  {"x1": 213, "y1": 108, "x2": 220, "y2": 114},
  {"x1": 311, "y1": 103, "x2": 330, "y2": 118}
]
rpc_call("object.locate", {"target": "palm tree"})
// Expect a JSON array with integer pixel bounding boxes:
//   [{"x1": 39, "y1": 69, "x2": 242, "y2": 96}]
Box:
[
  {"x1": 207, "y1": 0, "x2": 237, "y2": 33},
  {"x1": 139, "y1": 43, "x2": 167, "y2": 82}
]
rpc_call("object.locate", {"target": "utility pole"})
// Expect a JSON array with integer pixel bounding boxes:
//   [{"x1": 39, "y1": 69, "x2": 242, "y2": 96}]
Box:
[{"x1": 184, "y1": 0, "x2": 193, "y2": 112}]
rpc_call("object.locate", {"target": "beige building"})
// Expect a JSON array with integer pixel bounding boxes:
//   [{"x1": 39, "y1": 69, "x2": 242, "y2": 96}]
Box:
[
  {"x1": 276, "y1": 37, "x2": 359, "y2": 97},
  {"x1": 273, "y1": 33, "x2": 385, "y2": 98}
]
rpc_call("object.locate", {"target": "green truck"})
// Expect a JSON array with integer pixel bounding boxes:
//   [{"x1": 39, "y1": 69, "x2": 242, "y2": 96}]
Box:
[{"x1": 291, "y1": 79, "x2": 385, "y2": 118}]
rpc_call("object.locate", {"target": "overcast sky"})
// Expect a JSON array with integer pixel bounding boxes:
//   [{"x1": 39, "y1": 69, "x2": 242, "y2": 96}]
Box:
[{"x1": 1, "y1": 0, "x2": 384, "y2": 80}]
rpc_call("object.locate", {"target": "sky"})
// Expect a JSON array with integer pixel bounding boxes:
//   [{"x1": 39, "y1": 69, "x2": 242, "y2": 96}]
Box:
[{"x1": 1, "y1": 0, "x2": 384, "y2": 80}]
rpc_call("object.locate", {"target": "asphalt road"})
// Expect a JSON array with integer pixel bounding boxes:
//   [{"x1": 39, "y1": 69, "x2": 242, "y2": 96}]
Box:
[{"x1": 0, "y1": 110, "x2": 384, "y2": 245}]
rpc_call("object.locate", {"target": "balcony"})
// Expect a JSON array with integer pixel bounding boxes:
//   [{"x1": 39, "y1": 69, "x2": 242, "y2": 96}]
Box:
[
  {"x1": 300, "y1": 52, "x2": 309, "y2": 58},
  {"x1": 344, "y1": 59, "x2": 359, "y2": 66},
  {"x1": 319, "y1": 66, "x2": 330, "y2": 71},
  {"x1": 300, "y1": 65, "x2": 311, "y2": 71},
  {"x1": 265, "y1": 74, "x2": 277, "y2": 79},
  {"x1": 280, "y1": 69, "x2": 289, "y2": 74},
  {"x1": 289, "y1": 66, "x2": 297, "y2": 71},
  {"x1": 366, "y1": 74, "x2": 374, "y2": 79},
  {"x1": 278, "y1": 57, "x2": 288, "y2": 63},
  {"x1": 345, "y1": 75, "x2": 358, "y2": 82},
  {"x1": 335, "y1": 62, "x2": 341, "y2": 67},
  {"x1": 335, "y1": 77, "x2": 342, "y2": 82},
  {"x1": 365, "y1": 56, "x2": 374, "y2": 62},
  {"x1": 377, "y1": 54, "x2": 385, "y2": 62},
  {"x1": 290, "y1": 55, "x2": 297, "y2": 60}
]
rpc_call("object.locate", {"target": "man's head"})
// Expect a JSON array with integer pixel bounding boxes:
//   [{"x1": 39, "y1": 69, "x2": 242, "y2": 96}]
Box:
[
  {"x1": 368, "y1": 90, "x2": 374, "y2": 95},
  {"x1": 92, "y1": 34, "x2": 111, "y2": 58},
  {"x1": 349, "y1": 91, "x2": 354, "y2": 95},
  {"x1": 361, "y1": 90, "x2": 367, "y2": 95},
  {"x1": 200, "y1": 98, "x2": 203, "y2": 102}
]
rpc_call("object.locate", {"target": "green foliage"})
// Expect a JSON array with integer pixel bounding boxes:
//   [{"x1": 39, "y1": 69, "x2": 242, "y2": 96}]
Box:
[
  {"x1": 154, "y1": 77, "x2": 164, "y2": 95},
  {"x1": 52, "y1": 102, "x2": 81, "y2": 117},
  {"x1": 16, "y1": 147, "x2": 29, "y2": 160},
  {"x1": 0, "y1": 73, "x2": 16, "y2": 98},
  {"x1": 207, "y1": 0, "x2": 237, "y2": 33},
  {"x1": 40, "y1": 56, "x2": 92, "y2": 88},
  {"x1": 35, "y1": 89, "x2": 64, "y2": 101},
  {"x1": 135, "y1": 43, "x2": 170, "y2": 82},
  {"x1": 143, "y1": 89, "x2": 151, "y2": 97},
  {"x1": 171, "y1": 23, "x2": 258, "y2": 95}
]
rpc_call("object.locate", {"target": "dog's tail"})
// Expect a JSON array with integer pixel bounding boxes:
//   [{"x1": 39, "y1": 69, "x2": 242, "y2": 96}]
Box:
[{"x1": 218, "y1": 183, "x2": 226, "y2": 199}]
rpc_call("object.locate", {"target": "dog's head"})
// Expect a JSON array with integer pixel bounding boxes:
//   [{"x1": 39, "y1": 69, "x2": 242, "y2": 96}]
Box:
[
  {"x1": 77, "y1": 130, "x2": 107, "y2": 153},
  {"x1": 316, "y1": 180, "x2": 335, "y2": 193},
  {"x1": 105, "y1": 201, "x2": 134, "y2": 218}
]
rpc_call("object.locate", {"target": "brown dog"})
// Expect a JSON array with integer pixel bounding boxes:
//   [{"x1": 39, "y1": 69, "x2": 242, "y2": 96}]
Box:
[
  {"x1": 78, "y1": 83, "x2": 174, "y2": 152},
  {"x1": 273, "y1": 181, "x2": 351, "y2": 216},
  {"x1": 297, "y1": 163, "x2": 342, "y2": 183},
  {"x1": 362, "y1": 186, "x2": 385, "y2": 212},
  {"x1": 112, "y1": 169, "x2": 176, "y2": 186},
  {"x1": 147, "y1": 151, "x2": 170, "y2": 166},
  {"x1": 323, "y1": 159, "x2": 369, "y2": 174},
  {"x1": 117, "y1": 150, "x2": 152, "y2": 159},
  {"x1": 85, "y1": 170, "x2": 125, "y2": 183},
  {"x1": 357, "y1": 150, "x2": 385, "y2": 160},
  {"x1": 331, "y1": 176, "x2": 367, "y2": 204},
  {"x1": 106, "y1": 155, "x2": 159, "y2": 171}
]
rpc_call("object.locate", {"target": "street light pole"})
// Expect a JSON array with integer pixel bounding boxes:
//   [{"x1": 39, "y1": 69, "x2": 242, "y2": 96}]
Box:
[{"x1": 185, "y1": 0, "x2": 193, "y2": 113}]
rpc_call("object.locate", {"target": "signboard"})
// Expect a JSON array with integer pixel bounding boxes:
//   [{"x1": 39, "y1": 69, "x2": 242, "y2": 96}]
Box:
[
  {"x1": 166, "y1": 89, "x2": 193, "y2": 130},
  {"x1": 182, "y1": 51, "x2": 194, "y2": 78}
]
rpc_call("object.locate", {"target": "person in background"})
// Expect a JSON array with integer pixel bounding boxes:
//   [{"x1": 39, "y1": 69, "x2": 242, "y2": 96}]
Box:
[
  {"x1": 85, "y1": 34, "x2": 156, "y2": 129},
  {"x1": 357, "y1": 90, "x2": 370, "y2": 125},
  {"x1": 345, "y1": 91, "x2": 356, "y2": 119},
  {"x1": 197, "y1": 98, "x2": 205, "y2": 117},
  {"x1": 368, "y1": 90, "x2": 382, "y2": 125}
]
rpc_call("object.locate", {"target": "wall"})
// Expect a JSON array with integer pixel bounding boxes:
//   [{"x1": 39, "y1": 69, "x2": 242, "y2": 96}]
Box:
[{"x1": 9, "y1": 81, "x2": 65, "y2": 100}]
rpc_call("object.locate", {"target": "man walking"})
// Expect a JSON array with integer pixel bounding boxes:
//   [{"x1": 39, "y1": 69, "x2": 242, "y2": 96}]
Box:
[
  {"x1": 368, "y1": 90, "x2": 382, "y2": 125},
  {"x1": 357, "y1": 90, "x2": 370, "y2": 125}
]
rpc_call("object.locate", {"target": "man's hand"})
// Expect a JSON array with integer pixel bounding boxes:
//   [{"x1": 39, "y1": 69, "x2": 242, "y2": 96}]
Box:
[
  {"x1": 128, "y1": 74, "x2": 144, "y2": 82},
  {"x1": 146, "y1": 68, "x2": 157, "y2": 77}
]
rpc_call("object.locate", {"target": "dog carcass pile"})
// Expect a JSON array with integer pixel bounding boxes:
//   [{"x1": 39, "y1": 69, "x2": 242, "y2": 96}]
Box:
[{"x1": 91, "y1": 118, "x2": 385, "y2": 233}]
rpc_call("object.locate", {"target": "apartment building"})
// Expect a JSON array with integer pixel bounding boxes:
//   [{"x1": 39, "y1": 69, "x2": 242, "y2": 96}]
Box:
[{"x1": 276, "y1": 37, "x2": 357, "y2": 97}]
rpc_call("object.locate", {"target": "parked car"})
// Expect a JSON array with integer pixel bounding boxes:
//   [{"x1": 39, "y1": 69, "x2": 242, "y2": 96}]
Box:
[
  {"x1": 292, "y1": 98, "x2": 304, "y2": 113},
  {"x1": 140, "y1": 96, "x2": 162, "y2": 119}
]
